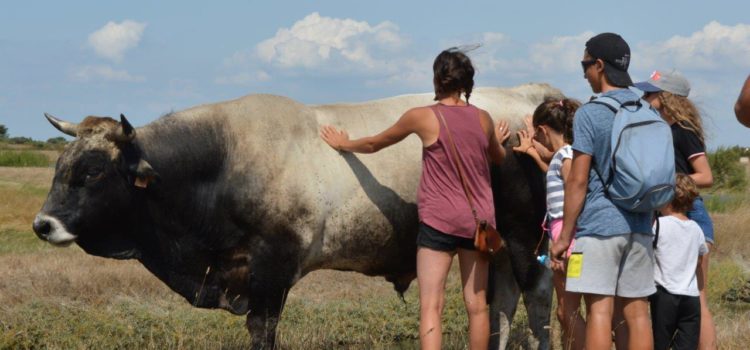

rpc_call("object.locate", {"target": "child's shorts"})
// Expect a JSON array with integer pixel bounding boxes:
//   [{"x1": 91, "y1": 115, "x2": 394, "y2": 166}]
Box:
[
  {"x1": 549, "y1": 218, "x2": 575, "y2": 258},
  {"x1": 564, "y1": 233, "x2": 656, "y2": 298}
]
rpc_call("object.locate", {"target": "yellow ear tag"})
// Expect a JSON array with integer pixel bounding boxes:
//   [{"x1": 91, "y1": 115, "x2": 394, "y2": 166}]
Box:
[{"x1": 134, "y1": 176, "x2": 149, "y2": 188}]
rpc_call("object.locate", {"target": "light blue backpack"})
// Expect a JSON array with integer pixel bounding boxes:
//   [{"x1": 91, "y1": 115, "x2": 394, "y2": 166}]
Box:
[{"x1": 589, "y1": 95, "x2": 676, "y2": 213}]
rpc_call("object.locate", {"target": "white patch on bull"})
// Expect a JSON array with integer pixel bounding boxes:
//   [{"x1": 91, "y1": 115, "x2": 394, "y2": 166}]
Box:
[{"x1": 38, "y1": 214, "x2": 77, "y2": 246}]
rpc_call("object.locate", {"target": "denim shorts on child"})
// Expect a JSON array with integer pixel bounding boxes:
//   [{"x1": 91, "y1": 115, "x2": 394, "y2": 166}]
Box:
[
  {"x1": 687, "y1": 196, "x2": 714, "y2": 244},
  {"x1": 565, "y1": 233, "x2": 656, "y2": 298},
  {"x1": 416, "y1": 223, "x2": 475, "y2": 252}
]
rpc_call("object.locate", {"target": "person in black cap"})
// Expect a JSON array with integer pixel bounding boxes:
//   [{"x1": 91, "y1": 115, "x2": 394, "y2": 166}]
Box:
[{"x1": 550, "y1": 33, "x2": 655, "y2": 350}]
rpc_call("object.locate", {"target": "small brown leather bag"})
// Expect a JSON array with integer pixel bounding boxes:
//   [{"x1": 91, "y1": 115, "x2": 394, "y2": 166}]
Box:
[{"x1": 435, "y1": 106, "x2": 504, "y2": 254}]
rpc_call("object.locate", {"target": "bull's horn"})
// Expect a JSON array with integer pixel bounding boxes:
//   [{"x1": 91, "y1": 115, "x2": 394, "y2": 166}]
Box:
[
  {"x1": 43, "y1": 113, "x2": 78, "y2": 137},
  {"x1": 106, "y1": 114, "x2": 136, "y2": 142}
]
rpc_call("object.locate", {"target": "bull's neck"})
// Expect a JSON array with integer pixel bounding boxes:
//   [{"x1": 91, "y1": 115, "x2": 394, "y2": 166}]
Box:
[
  {"x1": 135, "y1": 116, "x2": 229, "y2": 183},
  {"x1": 126, "y1": 115, "x2": 233, "y2": 252}
]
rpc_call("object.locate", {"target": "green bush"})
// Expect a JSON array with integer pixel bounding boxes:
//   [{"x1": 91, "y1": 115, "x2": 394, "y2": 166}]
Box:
[
  {"x1": 0, "y1": 150, "x2": 50, "y2": 167},
  {"x1": 8, "y1": 136, "x2": 33, "y2": 145},
  {"x1": 46, "y1": 137, "x2": 68, "y2": 145},
  {"x1": 708, "y1": 146, "x2": 748, "y2": 193}
]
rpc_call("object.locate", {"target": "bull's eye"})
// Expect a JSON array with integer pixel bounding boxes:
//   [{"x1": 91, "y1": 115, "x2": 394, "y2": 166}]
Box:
[{"x1": 85, "y1": 167, "x2": 104, "y2": 182}]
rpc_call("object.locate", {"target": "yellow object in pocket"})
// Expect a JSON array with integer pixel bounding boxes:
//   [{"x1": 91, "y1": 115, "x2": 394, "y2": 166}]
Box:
[{"x1": 567, "y1": 253, "x2": 583, "y2": 278}]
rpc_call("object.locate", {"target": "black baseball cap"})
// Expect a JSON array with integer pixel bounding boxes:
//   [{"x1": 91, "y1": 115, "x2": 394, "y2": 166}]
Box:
[{"x1": 585, "y1": 33, "x2": 633, "y2": 87}]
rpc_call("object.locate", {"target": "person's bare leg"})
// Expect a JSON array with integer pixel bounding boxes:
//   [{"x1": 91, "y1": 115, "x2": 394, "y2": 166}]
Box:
[
  {"x1": 612, "y1": 297, "x2": 629, "y2": 349},
  {"x1": 698, "y1": 246, "x2": 717, "y2": 350},
  {"x1": 457, "y1": 248, "x2": 489, "y2": 350},
  {"x1": 417, "y1": 247, "x2": 453, "y2": 350},
  {"x1": 584, "y1": 294, "x2": 614, "y2": 350},
  {"x1": 554, "y1": 267, "x2": 586, "y2": 350},
  {"x1": 563, "y1": 293, "x2": 586, "y2": 349},
  {"x1": 620, "y1": 297, "x2": 653, "y2": 350}
]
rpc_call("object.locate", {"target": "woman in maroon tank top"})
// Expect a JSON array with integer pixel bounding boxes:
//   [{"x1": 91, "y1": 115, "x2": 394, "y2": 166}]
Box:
[{"x1": 321, "y1": 48, "x2": 511, "y2": 350}]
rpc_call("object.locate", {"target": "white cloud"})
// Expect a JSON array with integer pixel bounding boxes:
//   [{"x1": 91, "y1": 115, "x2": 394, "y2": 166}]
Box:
[
  {"x1": 530, "y1": 31, "x2": 595, "y2": 72},
  {"x1": 88, "y1": 20, "x2": 147, "y2": 62},
  {"x1": 71, "y1": 65, "x2": 145, "y2": 82},
  {"x1": 254, "y1": 12, "x2": 407, "y2": 70},
  {"x1": 215, "y1": 70, "x2": 272, "y2": 85},
  {"x1": 636, "y1": 21, "x2": 750, "y2": 70}
]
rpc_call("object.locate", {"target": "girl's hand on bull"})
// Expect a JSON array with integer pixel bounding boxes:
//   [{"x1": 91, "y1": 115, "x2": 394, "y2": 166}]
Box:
[
  {"x1": 512, "y1": 130, "x2": 535, "y2": 155},
  {"x1": 320, "y1": 125, "x2": 350, "y2": 151}
]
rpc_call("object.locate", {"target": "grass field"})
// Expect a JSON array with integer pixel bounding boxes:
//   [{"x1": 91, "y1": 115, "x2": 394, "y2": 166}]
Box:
[{"x1": 1, "y1": 158, "x2": 749, "y2": 349}]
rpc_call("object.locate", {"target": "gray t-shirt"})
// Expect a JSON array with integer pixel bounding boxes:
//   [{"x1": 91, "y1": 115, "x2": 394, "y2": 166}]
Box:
[{"x1": 571, "y1": 88, "x2": 653, "y2": 237}]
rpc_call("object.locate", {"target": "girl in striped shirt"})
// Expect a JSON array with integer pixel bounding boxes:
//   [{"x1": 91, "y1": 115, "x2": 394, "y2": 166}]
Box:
[{"x1": 514, "y1": 98, "x2": 583, "y2": 350}]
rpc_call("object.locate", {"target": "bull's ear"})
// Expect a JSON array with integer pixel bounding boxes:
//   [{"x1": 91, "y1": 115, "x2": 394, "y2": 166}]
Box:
[
  {"x1": 132, "y1": 159, "x2": 159, "y2": 189},
  {"x1": 120, "y1": 114, "x2": 135, "y2": 137},
  {"x1": 107, "y1": 114, "x2": 136, "y2": 143}
]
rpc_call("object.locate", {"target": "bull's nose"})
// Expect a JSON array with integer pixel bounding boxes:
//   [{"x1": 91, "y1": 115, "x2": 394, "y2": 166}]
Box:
[{"x1": 32, "y1": 214, "x2": 51, "y2": 239}]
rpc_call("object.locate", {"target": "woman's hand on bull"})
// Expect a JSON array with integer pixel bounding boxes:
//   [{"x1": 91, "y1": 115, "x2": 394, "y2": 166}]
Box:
[
  {"x1": 320, "y1": 125, "x2": 350, "y2": 151},
  {"x1": 495, "y1": 119, "x2": 511, "y2": 145}
]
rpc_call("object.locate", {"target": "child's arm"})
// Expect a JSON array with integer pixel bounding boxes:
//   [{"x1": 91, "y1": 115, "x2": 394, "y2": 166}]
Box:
[
  {"x1": 512, "y1": 130, "x2": 549, "y2": 172},
  {"x1": 696, "y1": 255, "x2": 705, "y2": 291}
]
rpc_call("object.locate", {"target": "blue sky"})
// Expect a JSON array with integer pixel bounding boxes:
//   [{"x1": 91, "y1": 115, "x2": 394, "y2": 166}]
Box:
[{"x1": 2, "y1": 1, "x2": 749, "y2": 149}]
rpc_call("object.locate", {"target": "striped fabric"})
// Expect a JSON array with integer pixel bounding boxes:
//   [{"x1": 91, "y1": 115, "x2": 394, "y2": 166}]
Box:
[{"x1": 546, "y1": 145, "x2": 573, "y2": 219}]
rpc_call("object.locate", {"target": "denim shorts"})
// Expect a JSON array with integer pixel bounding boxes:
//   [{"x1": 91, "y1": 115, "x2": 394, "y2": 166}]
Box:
[
  {"x1": 687, "y1": 196, "x2": 714, "y2": 244},
  {"x1": 416, "y1": 223, "x2": 475, "y2": 252}
]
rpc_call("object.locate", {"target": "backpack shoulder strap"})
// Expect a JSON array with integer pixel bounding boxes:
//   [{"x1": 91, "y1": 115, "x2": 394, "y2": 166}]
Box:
[{"x1": 587, "y1": 95, "x2": 621, "y2": 113}]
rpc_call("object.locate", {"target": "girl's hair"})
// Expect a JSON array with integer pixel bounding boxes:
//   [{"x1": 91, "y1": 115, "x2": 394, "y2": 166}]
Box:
[
  {"x1": 658, "y1": 91, "x2": 705, "y2": 145},
  {"x1": 532, "y1": 98, "x2": 581, "y2": 144},
  {"x1": 433, "y1": 48, "x2": 475, "y2": 103},
  {"x1": 671, "y1": 173, "x2": 699, "y2": 213}
]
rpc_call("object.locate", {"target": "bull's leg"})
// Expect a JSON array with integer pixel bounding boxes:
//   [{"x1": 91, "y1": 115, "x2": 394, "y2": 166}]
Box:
[
  {"x1": 246, "y1": 287, "x2": 290, "y2": 350},
  {"x1": 489, "y1": 251, "x2": 521, "y2": 350},
  {"x1": 522, "y1": 267, "x2": 553, "y2": 350}
]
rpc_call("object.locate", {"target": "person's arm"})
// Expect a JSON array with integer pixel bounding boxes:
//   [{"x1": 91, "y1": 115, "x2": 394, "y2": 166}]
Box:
[
  {"x1": 512, "y1": 129, "x2": 549, "y2": 172},
  {"x1": 550, "y1": 151, "x2": 590, "y2": 268},
  {"x1": 735, "y1": 75, "x2": 750, "y2": 127},
  {"x1": 559, "y1": 156, "x2": 572, "y2": 182},
  {"x1": 696, "y1": 254, "x2": 705, "y2": 291},
  {"x1": 320, "y1": 109, "x2": 420, "y2": 153},
  {"x1": 689, "y1": 154, "x2": 713, "y2": 188}
]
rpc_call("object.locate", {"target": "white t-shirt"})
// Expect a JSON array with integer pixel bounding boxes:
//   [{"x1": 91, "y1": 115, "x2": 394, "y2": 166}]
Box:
[{"x1": 653, "y1": 216, "x2": 709, "y2": 296}]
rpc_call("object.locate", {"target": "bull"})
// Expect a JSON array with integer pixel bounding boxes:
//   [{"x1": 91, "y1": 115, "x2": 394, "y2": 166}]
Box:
[{"x1": 33, "y1": 84, "x2": 559, "y2": 349}]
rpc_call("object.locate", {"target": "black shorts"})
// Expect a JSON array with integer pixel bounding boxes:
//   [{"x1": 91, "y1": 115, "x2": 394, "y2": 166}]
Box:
[
  {"x1": 649, "y1": 285, "x2": 701, "y2": 350},
  {"x1": 416, "y1": 223, "x2": 475, "y2": 252}
]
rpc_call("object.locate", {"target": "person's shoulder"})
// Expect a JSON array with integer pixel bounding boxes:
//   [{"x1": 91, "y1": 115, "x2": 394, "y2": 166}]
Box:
[
  {"x1": 406, "y1": 105, "x2": 434, "y2": 115},
  {"x1": 401, "y1": 106, "x2": 436, "y2": 121},
  {"x1": 472, "y1": 106, "x2": 491, "y2": 119},
  {"x1": 671, "y1": 122, "x2": 701, "y2": 140}
]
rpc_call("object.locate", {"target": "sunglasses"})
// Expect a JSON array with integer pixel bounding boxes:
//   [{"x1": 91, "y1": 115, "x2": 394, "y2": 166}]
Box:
[{"x1": 581, "y1": 59, "x2": 597, "y2": 73}]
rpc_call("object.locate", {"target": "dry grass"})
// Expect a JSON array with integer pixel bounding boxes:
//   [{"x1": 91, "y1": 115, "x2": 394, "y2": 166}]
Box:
[{"x1": 1, "y1": 154, "x2": 748, "y2": 349}]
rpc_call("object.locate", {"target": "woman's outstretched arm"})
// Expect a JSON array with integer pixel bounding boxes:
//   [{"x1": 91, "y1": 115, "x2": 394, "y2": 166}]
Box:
[{"x1": 320, "y1": 108, "x2": 421, "y2": 153}]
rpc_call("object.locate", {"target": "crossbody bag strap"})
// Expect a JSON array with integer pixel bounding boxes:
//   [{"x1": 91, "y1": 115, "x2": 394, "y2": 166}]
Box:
[{"x1": 434, "y1": 105, "x2": 479, "y2": 222}]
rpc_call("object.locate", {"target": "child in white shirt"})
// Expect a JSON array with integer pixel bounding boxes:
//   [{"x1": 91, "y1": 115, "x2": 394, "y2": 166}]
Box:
[{"x1": 650, "y1": 174, "x2": 708, "y2": 350}]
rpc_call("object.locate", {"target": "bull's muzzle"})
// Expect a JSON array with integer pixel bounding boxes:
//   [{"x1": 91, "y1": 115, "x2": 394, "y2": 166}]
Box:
[{"x1": 32, "y1": 213, "x2": 77, "y2": 246}]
